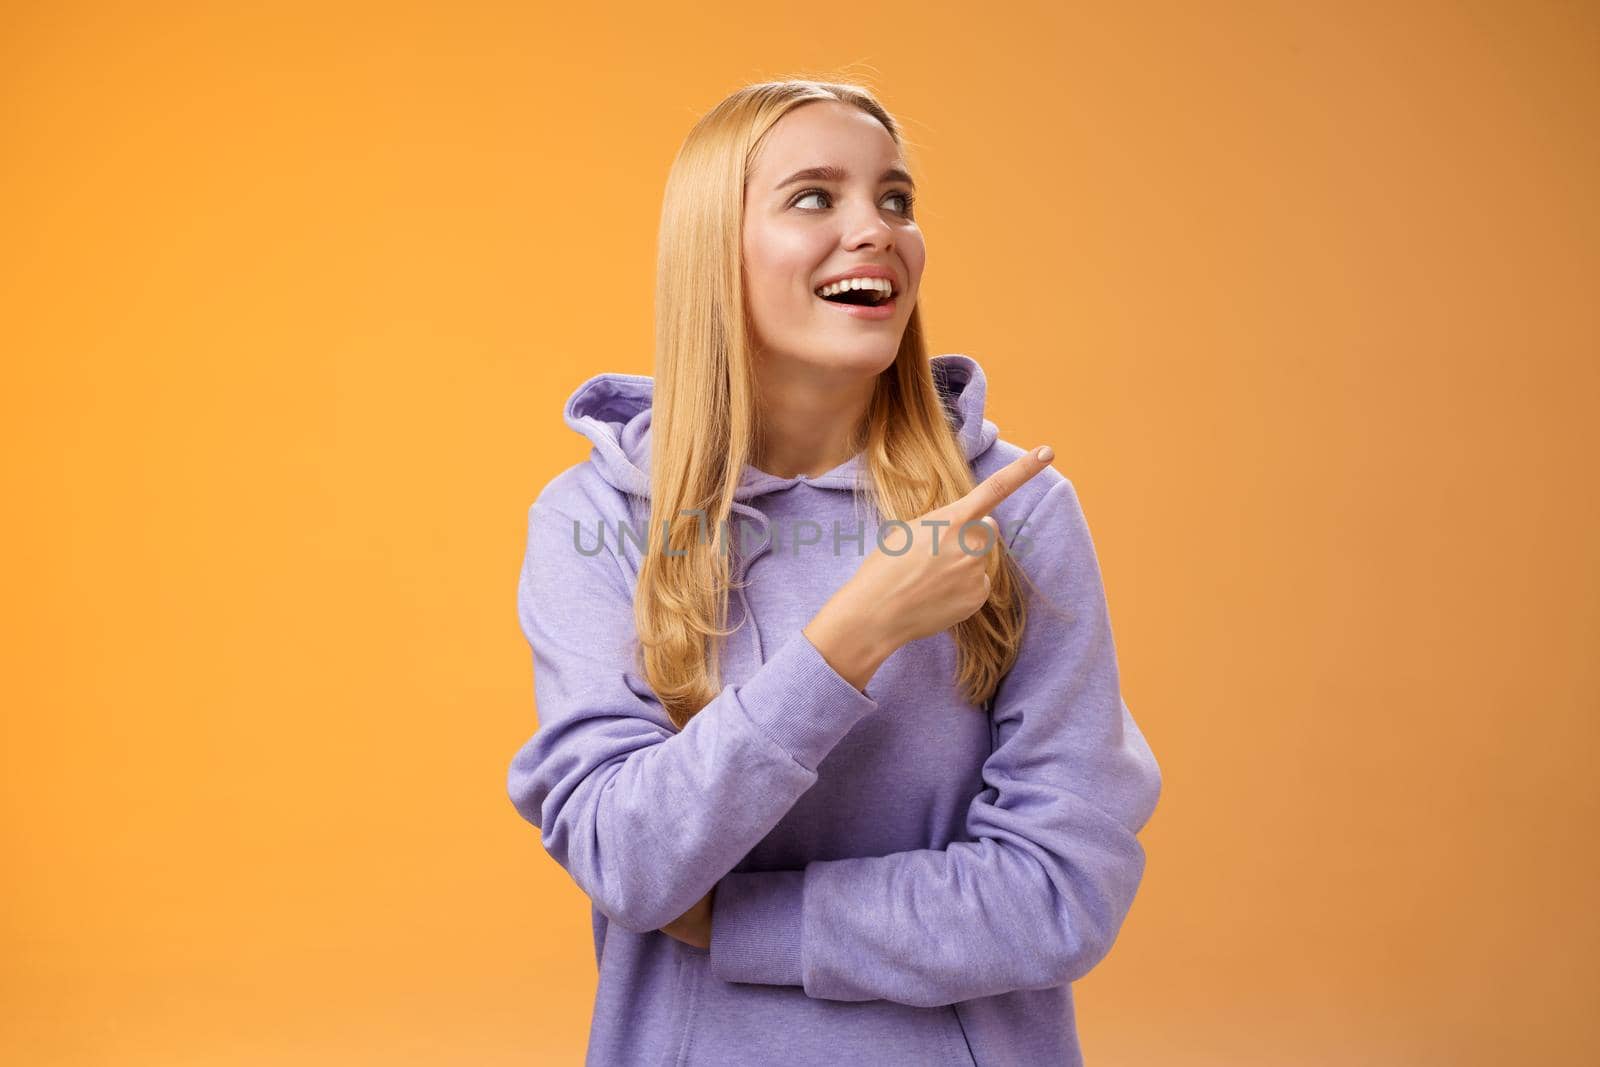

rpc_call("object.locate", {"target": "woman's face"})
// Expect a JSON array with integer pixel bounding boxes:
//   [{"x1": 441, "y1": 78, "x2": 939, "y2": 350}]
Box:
[{"x1": 742, "y1": 100, "x2": 926, "y2": 376}]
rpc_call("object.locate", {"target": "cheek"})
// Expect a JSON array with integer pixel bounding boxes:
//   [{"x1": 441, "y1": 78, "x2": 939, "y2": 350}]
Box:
[
  {"x1": 745, "y1": 221, "x2": 831, "y2": 300},
  {"x1": 901, "y1": 232, "x2": 928, "y2": 284}
]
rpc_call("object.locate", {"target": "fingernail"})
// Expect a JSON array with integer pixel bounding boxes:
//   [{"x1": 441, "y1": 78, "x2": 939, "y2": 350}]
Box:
[{"x1": 1036, "y1": 445, "x2": 1054, "y2": 462}]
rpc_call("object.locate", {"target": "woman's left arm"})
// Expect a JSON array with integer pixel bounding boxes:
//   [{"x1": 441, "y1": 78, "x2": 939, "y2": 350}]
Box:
[{"x1": 707, "y1": 475, "x2": 1163, "y2": 1008}]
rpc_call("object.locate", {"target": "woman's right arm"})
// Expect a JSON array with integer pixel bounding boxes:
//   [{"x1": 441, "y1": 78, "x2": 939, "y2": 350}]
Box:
[
  {"x1": 806, "y1": 445, "x2": 1056, "y2": 688},
  {"x1": 507, "y1": 496, "x2": 880, "y2": 936},
  {"x1": 509, "y1": 448, "x2": 1052, "y2": 935}
]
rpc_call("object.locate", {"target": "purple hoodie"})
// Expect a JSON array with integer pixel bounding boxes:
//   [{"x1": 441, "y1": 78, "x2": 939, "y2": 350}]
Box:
[{"x1": 508, "y1": 353, "x2": 1162, "y2": 1066}]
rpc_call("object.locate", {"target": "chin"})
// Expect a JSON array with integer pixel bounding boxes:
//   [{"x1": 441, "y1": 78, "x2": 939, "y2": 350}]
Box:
[{"x1": 814, "y1": 343, "x2": 902, "y2": 376}]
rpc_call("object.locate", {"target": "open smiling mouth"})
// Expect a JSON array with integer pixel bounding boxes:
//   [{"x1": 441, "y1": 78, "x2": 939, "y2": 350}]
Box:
[{"x1": 814, "y1": 279, "x2": 897, "y2": 307}]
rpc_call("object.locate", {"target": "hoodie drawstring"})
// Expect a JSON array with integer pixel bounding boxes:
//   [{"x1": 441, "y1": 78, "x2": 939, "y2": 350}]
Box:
[{"x1": 729, "y1": 502, "x2": 774, "y2": 664}]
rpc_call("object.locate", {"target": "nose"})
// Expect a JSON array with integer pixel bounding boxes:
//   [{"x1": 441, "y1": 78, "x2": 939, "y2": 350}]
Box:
[{"x1": 840, "y1": 197, "x2": 894, "y2": 253}]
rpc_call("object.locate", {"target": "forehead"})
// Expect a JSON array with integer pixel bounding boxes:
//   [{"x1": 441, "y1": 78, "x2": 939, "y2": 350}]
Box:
[{"x1": 749, "y1": 101, "x2": 902, "y2": 179}]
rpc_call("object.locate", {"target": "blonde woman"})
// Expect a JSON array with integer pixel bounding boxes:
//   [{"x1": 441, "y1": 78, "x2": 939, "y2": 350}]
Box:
[{"x1": 508, "y1": 78, "x2": 1161, "y2": 1066}]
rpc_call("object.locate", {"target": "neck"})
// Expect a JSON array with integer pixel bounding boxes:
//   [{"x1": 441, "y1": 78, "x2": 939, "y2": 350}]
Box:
[{"x1": 750, "y1": 358, "x2": 877, "y2": 479}]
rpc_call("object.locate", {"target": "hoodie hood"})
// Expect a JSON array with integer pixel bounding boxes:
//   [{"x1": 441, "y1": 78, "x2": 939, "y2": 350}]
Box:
[{"x1": 561, "y1": 353, "x2": 1001, "y2": 503}]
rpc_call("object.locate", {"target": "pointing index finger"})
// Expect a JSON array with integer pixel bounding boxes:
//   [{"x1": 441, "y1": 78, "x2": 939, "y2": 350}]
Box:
[{"x1": 952, "y1": 445, "x2": 1055, "y2": 523}]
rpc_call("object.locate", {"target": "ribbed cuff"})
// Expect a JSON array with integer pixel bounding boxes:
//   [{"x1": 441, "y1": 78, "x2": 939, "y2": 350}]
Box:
[
  {"x1": 709, "y1": 869, "x2": 805, "y2": 987},
  {"x1": 732, "y1": 632, "x2": 879, "y2": 772}
]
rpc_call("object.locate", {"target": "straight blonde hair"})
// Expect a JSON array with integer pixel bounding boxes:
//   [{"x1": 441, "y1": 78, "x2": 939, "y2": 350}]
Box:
[{"x1": 640, "y1": 78, "x2": 1031, "y2": 729}]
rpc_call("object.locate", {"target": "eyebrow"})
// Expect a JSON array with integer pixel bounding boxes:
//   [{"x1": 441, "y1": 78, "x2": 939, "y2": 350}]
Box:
[{"x1": 774, "y1": 164, "x2": 917, "y2": 192}]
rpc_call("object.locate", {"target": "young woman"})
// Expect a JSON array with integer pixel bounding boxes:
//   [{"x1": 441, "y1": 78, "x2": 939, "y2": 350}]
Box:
[{"x1": 508, "y1": 79, "x2": 1162, "y2": 1066}]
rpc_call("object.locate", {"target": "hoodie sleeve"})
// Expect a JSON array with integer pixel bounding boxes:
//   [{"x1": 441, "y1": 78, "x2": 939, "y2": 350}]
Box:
[
  {"x1": 707, "y1": 476, "x2": 1163, "y2": 1007},
  {"x1": 506, "y1": 498, "x2": 880, "y2": 936}
]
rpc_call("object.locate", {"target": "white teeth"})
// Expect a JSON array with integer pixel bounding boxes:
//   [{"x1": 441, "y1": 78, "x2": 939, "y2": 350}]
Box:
[{"x1": 815, "y1": 276, "x2": 895, "y2": 299}]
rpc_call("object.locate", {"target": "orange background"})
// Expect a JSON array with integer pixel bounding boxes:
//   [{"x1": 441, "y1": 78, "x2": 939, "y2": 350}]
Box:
[{"x1": 4, "y1": 2, "x2": 1596, "y2": 1063}]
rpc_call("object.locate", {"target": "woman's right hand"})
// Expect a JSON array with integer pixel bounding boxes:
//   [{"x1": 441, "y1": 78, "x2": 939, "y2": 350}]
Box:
[{"x1": 805, "y1": 445, "x2": 1054, "y2": 688}]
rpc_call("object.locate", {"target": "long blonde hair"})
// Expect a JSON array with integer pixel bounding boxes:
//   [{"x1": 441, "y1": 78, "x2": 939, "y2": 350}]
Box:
[{"x1": 640, "y1": 77, "x2": 1030, "y2": 729}]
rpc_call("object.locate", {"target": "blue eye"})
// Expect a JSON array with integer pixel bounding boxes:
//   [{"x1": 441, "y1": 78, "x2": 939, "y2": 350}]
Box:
[
  {"x1": 791, "y1": 188, "x2": 916, "y2": 218},
  {"x1": 886, "y1": 191, "x2": 916, "y2": 216}
]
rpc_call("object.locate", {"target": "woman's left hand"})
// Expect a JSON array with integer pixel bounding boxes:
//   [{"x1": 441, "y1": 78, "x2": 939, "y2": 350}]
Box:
[{"x1": 658, "y1": 885, "x2": 716, "y2": 950}]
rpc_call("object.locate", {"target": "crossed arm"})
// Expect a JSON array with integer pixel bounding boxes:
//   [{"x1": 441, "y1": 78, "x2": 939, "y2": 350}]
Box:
[{"x1": 507, "y1": 475, "x2": 1161, "y2": 1008}]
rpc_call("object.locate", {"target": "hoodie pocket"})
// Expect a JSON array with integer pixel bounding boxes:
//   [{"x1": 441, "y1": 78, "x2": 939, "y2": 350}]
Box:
[{"x1": 666, "y1": 946, "x2": 707, "y2": 1067}]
